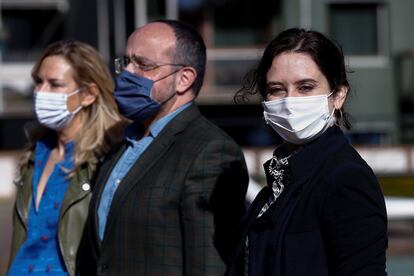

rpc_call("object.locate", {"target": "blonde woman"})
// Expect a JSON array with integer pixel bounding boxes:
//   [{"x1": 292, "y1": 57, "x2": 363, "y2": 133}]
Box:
[{"x1": 7, "y1": 40, "x2": 126, "y2": 276}]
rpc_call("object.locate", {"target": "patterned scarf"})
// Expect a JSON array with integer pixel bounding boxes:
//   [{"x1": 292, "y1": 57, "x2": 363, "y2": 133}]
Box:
[
  {"x1": 257, "y1": 150, "x2": 292, "y2": 218},
  {"x1": 244, "y1": 144, "x2": 294, "y2": 275}
]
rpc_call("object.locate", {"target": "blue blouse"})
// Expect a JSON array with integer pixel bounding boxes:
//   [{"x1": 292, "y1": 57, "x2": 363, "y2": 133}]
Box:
[{"x1": 8, "y1": 139, "x2": 74, "y2": 275}]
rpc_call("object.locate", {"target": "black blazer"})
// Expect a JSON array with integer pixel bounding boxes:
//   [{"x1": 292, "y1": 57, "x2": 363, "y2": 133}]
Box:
[
  {"x1": 77, "y1": 104, "x2": 249, "y2": 275},
  {"x1": 226, "y1": 126, "x2": 388, "y2": 276}
]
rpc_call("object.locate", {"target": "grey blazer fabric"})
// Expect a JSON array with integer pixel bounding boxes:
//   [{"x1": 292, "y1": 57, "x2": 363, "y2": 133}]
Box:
[{"x1": 77, "y1": 104, "x2": 249, "y2": 276}]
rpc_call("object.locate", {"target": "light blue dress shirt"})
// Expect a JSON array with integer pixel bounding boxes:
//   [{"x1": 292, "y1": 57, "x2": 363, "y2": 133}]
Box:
[{"x1": 97, "y1": 102, "x2": 192, "y2": 240}]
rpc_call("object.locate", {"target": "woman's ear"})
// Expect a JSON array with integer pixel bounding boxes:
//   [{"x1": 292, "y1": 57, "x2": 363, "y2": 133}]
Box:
[
  {"x1": 81, "y1": 84, "x2": 98, "y2": 107},
  {"x1": 333, "y1": 85, "x2": 348, "y2": 109},
  {"x1": 176, "y1": 67, "x2": 197, "y2": 95}
]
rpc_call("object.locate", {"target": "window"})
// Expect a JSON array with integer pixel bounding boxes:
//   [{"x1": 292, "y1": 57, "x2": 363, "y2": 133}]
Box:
[
  {"x1": 179, "y1": 0, "x2": 280, "y2": 47},
  {"x1": 329, "y1": 3, "x2": 388, "y2": 56},
  {"x1": 0, "y1": 2, "x2": 68, "y2": 115},
  {"x1": 212, "y1": 0, "x2": 279, "y2": 47},
  {"x1": 1, "y1": 9, "x2": 66, "y2": 62},
  {"x1": 176, "y1": 0, "x2": 281, "y2": 102}
]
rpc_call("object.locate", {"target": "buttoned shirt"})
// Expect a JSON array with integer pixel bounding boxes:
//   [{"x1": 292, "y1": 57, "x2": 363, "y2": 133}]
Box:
[
  {"x1": 97, "y1": 102, "x2": 192, "y2": 240},
  {"x1": 8, "y1": 138, "x2": 74, "y2": 275}
]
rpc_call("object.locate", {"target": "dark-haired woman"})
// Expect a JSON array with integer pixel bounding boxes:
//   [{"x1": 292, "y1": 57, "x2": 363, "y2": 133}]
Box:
[{"x1": 226, "y1": 28, "x2": 387, "y2": 276}]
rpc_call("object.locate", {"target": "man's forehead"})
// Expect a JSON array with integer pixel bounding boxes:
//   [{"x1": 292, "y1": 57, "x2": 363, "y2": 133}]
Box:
[
  {"x1": 136, "y1": 22, "x2": 173, "y2": 35},
  {"x1": 126, "y1": 23, "x2": 175, "y2": 58}
]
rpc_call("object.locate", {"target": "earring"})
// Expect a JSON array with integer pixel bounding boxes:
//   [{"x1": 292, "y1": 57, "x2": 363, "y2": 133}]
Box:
[{"x1": 334, "y1": 107, "x2": 343, "y2": 126}]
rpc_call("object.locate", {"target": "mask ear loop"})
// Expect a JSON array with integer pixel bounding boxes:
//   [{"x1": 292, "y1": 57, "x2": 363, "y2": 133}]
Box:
[
  {"x1": 67, "y1": 87, "x2": 84, "y2": 97},
  {"x1": 154, "y1": 67, "x2": 183, "y2": 83},
  {"x1": 67, "y1": 86, "x2": 85, "y2": 113},
  {"x1": 151, "y1": 67, "x2": 184, "y2": 104},
  {"x1": 328, "y1": 89, "x2": 341, "y2": 126}
]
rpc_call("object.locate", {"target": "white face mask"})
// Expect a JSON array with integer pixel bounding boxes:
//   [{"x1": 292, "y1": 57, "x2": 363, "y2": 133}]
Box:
[
  {"x1": 34, "y1": 88, "x2": 83, "y2": 131},
  {"x1": 263, "y1": 92, "x2": 335, "y2": 145}
]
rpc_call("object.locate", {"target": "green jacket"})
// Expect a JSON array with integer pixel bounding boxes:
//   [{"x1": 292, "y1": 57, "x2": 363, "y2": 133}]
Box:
[{"x1": 8, "y1": 153, "x2": 92, "y2": 276}]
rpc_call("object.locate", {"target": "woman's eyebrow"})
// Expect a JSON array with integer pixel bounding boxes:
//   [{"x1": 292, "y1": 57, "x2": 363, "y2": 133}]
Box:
[
  {"x1": 295, "y1": 79, "x2": 318, "y2": 85},
  {"x1": 266, "y1": 81, "x2": 284, "y2": 86}
]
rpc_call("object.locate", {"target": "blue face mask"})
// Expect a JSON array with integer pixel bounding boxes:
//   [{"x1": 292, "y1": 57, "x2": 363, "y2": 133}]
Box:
[{"x1": 114, "y1": 70, "x2": 161, "y2": 122}]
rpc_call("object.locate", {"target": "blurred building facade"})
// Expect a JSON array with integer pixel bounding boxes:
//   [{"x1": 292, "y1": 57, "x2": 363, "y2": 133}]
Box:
[
  {"x1": 0, "y1": 0, "x2": 414, "y2": 148},
  {"x1": 1, "y1": 1, "x2": 414, "y2": 274}
]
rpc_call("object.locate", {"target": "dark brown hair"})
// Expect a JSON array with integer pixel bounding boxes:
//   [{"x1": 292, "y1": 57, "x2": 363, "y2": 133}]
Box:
[{"x1": 236, "y1": 28, "x2": 352, "y2": 129}]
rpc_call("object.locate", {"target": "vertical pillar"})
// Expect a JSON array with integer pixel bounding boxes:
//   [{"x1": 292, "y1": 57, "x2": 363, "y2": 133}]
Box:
[
  {"x1": 300, "y1": 0, "x2": 312, "y2": 28},
  {"x1": 114, "y1": 0, "x2": 126, "y2": 56},
  {"x1": 166, "y1": 0, "x2": 178, "y2": 20},
  {"x1": 97, "y1": 0, "x2": 110, "y2": 62},
  {"x1": 135, "y1": 0, "x2": 147, "y2": 27}
]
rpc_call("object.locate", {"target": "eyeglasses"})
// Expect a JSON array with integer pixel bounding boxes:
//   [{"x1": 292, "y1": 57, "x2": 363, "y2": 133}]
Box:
[{"x1": 114, "y1": 56, "x2": 186, "y2": 74}]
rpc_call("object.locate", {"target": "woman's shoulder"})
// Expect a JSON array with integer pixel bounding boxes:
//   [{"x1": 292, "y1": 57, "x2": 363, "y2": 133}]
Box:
[
  {"x1": 320, "y1": 142, "x2": 384, "y2": 203},
  {"x1": 327, "y1": 142, "x2": 375, "y2": 177}
]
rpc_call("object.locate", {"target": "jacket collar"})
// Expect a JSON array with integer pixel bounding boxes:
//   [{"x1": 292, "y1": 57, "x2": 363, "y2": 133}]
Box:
[
  {"x1": 256, "y1": 126, "x2": 349, "y2": 223},
  {"x1": 15, "y1": 151, "x2": 91, "y2": 228},
  {"x1": 14, "y1": 158, "x2": 34, "y2": 230},
  {"x1": 283, "y1": 126, "x2": 348, "y2": 184},
  {"x1": 60, "y1": 164, "x2": 91, "y2": 219}
]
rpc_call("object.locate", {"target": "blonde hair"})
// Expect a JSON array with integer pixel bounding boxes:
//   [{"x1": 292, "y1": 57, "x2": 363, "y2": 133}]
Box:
[{"x1": 22, "y1": 40, "x2": 127, "y2": 176}]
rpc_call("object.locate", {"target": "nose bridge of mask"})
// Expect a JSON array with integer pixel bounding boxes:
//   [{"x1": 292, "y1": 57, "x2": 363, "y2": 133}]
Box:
[
  {"x1": 264, "y1": 92, "x2": 331, "y2": 106},
  {"x1": 117, "y1": 71, "x2": 154, "y2": 91},
  {"x1": 36, "y1": 87, "x2": 84, "y2": 114},
  {"x1": 36, "y1": 87, "x2": 82, "y2": 101},
  {"x1": 264, "y1": 109, "x2": 324, "y2": 133},
  {"x1": 35, "y1": 91, "x2": 69, "y2": 108},
  {"x1": 263, "y1": 94, "x2": 329, "y2": 115}
]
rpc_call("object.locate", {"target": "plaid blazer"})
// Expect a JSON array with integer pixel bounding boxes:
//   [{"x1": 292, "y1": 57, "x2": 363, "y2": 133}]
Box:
[{"x1": 77, "y1": 104, "x2": 249, "y2": 276}]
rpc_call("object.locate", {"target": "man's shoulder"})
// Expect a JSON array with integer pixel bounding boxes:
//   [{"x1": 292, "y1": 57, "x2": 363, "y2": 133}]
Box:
[
  {"x1": 186, "y1": 114, "x2": 234, "y2": 141},
  {"x1": 168, "y1": 104, "x2": 228, "y2": 139}
]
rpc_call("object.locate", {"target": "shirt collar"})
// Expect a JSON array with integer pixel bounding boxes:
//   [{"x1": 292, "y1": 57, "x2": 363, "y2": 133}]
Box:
[
  {"x1": 36, "y1": 138, "x2": 75, "y2": 167},
  {"x1": 150, "y1": 102, "x2": 192, "y2": 137},
  {"x1": 125, "y1": 101, "x2": 193, "y2": 144}
]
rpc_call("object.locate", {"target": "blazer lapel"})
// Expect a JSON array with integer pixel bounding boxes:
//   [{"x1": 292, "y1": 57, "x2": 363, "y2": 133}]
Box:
[
  {"x1": 101, "y1": 104, "x2": 201, "y2": 245},
  {"x1": 59, "y1": 165, "x2": 91, "y2": 219},
  {"x1": 90, "y1": 142, "x2": 128, "y2": 247},
  {"x1": 15, "y1": 156, "x2": 35, "y2": 230},
  {"x1": 288, "y1": 126, "x2": 348, "y2": 183}
]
